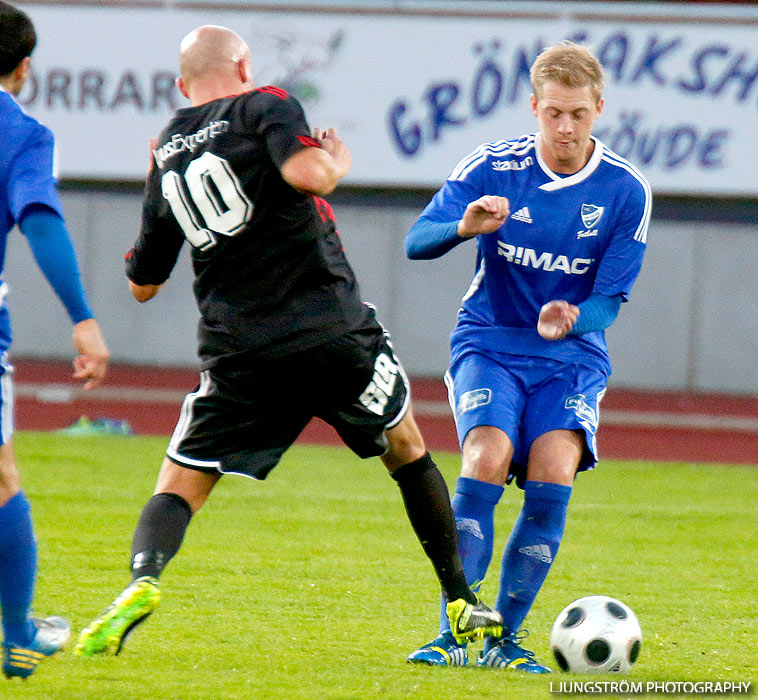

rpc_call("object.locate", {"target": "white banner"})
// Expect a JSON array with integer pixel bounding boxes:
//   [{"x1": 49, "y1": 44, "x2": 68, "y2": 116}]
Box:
[{"x1": 16, "y1": 4, "x2": 758, "y2": 195}]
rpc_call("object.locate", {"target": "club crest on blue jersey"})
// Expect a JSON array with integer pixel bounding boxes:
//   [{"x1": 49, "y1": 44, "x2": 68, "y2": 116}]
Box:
[{"x1": 580, "y1": 204, "x2": 604, "y2": 229}]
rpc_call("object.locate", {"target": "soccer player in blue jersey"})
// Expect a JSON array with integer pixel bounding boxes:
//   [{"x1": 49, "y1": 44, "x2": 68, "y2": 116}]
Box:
[
  {"x1": 0, "y1": 1, "x2": 109, "y2": 680},
  {"x1": 405, "y1": 42, "x2": 651, "y2": 672}
]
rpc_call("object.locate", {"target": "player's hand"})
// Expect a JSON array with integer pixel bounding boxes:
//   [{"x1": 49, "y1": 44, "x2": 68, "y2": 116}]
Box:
[
  {"x1": 537, "y1": 300, "x2": 580, "y2": 341},
  {"x1": 71, "y1": 318, "x2": 110, "y2": 391},
  {"x1": 457, "y1": 195, "x2": 510, "y2": 238},
  {"x1": 312, "y1": 127, "x2": 351, "y2": 179}
]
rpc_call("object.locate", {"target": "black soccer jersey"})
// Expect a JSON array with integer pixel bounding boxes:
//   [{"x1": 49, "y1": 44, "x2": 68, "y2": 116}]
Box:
[{"x1": 126, "y1": 87, "x2": 371, "y2": 368}]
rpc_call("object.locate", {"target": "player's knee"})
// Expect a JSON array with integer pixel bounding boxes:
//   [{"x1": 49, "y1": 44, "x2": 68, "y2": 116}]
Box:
[
  {"x1": 461, "y1": 429, "x2": 511, "y2": 484},
  {"x1": 0, "y1": 448, "x2": 20, "y2": 501},
  {"x1": 155, "y1": 458, "x2": 219, "y2": 513},
  {"x1": 461, "y1": 455, "x2": 508, "y2": 484},
  {"x1": 382, "y1": 424, "x2": 426, "y2": 472},
  {"x1": 382, "y1": 439, "x2": 426, "y2": 472}
]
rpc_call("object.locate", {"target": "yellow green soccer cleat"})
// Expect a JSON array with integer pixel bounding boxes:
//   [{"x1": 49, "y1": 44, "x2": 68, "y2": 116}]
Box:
[
  {"x1": 75, "y1": 576, "x2": 160, "y2": 656},
  {"x1": 446, "y1": 597, "x2": 503, "y2": 644}
]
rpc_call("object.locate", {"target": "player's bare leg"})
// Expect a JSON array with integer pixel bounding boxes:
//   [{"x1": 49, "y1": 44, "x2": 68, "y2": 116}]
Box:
[
  {"x1": 153, "y1": 456, "x2": 221, "y2": 513},
  {"x1": 460, "y1": 425, "x2": 514, "y2": 484}
]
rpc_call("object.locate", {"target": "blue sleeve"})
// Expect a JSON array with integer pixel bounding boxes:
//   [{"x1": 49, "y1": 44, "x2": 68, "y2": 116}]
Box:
[
  {"x1": 8, "y1": 123, "x2": 64, "y2": 222},
  {"x1": 405, "y1": 157, "x2": 485, "y2": 260},
  {"x1": 568, "y1": 292, "x2": 622, "y2": 335},
  {"x1": 593, "y1": 174, "x2": 651, "y2": 301},
  {"x1": 18, "y1": 206, "x2": 93, "y2": 323},
  {"x1": 405, "y1": 219, "x2": 463, "y2": 260}
]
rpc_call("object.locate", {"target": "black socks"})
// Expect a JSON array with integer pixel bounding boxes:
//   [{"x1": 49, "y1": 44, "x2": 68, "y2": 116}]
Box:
[
  {"x1": 130, "y1": 493, "x2": 193, "y2": 580},
  {"x1": 391, "y1": 453, "x2": 475, "y2": 604}
]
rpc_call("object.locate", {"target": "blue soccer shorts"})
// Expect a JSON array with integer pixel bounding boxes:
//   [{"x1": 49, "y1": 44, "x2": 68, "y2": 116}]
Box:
[{"x1": 446, "y1": 345, "x2": 607, "y2": 486}]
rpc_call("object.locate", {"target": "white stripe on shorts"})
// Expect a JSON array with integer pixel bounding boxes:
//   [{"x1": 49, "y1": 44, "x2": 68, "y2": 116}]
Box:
[
  {"x1": 166, "y1": 370, "x2": 221, "y2": 469},
  {"x1": 0, "y1": 353, "x2": 13, "y2": 444}
]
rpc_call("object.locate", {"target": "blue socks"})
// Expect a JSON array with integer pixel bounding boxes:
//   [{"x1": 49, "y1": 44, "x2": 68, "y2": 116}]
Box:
[
  {"x1": 439, "y1": 476, "x2": 504, "y2": 633},
  {"x1": 494, "y1": 480, "x2": 572, "y2": 640},
  {"x1": 0, "y1": 491, "x2": 37, "y2": 646}
]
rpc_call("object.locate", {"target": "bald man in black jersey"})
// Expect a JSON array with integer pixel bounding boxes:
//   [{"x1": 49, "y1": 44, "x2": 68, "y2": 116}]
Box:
[{"x1": 76, "y1": 25, "x2": 501, "y2": 658}]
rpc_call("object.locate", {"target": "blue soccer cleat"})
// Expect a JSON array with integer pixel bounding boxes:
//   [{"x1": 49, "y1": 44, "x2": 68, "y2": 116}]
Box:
[
  {"x1": 407, "y1": 630, "x2": 468, "y2": 666},
  {"x1": 2, "y1": 616, "x2": 71, "y2": 679},
  {"x1": 477, "y1": 631, "x2": 552, "y2": 673}
]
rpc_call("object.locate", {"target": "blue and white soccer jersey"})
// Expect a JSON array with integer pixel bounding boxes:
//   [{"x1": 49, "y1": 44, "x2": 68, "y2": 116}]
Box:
[
  {"x1": 422, "y1": 132, "x2": 651, "y2": 476},
  {"x1": 0, "y1": 88, "x2": 65, "y2": 443}
]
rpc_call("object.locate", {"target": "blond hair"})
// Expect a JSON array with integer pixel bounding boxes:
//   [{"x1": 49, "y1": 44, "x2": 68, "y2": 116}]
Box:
[{"x1": 530, "y1": 41, "x2": 604, "y2": 104}]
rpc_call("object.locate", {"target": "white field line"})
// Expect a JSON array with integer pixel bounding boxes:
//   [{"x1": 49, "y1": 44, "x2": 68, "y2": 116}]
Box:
[{"x1": 16, "y1": 383, "x2": 758, "y2": 434}]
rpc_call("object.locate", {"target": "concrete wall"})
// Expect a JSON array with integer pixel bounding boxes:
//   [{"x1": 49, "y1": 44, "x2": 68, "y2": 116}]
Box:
[{"x1": 5, "y1": 189, "x2": 757, "y2": 394}]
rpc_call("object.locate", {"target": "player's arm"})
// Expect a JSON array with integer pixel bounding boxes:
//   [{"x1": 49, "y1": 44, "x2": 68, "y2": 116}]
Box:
[
  {"x1": 406, "y1": 146, "x2": 508, "y2": 259},
  {"x1": 456, "y1": 195, "x2": 510, "y2": 238},
  {"x1": 280, "y1": 127, "x2": 351, "y2": 196},
  {"x1": 125, "y1": 238, "x2": 176, "y2": 303},
  {"x1": 540, "y1": 172, "x2": 651, "y2": 342},
  {"x1": 125, "y1": 166, "x2": 185, "y2": 302},
  {"x1": 538, "y1": 293, "x2": 622, "y2": 341},
  {"x1": 19, "y1": 204, "x2": 109, "y2": 389},
  {"x1": 406, "y1": 196, "x2": 509, "y2": 260},
  {"x1": 129, "y1": 280, "x2": 163, "y2": 303}
]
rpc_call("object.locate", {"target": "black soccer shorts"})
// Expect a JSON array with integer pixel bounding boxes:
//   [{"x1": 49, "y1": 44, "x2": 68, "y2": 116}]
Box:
[{"x1": 166, "y1": 323, "x2": 410, "y2": 479}]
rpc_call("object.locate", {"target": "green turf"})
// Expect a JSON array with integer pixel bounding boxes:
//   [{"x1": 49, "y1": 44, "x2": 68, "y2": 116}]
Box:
[{"x1": 8, "y1": 432, "x2": 757, "y2": 698}]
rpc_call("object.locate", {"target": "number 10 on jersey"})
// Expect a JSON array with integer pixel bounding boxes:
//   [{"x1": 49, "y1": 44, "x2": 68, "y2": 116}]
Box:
[{"x1": 161, "y1": 152, "x2": 253, "y2": 250}]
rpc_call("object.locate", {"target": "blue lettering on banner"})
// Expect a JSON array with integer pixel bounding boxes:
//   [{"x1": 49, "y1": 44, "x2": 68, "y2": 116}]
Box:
[
  {"x1": 386, "y1": 28, "x2": 753, "y2": 172},
  {"x1": 388, "y1": 38, "x2": 543, "y2": 156},
  {"x1": 593, "y1": 114, "x2": 729, "y2": 170}
]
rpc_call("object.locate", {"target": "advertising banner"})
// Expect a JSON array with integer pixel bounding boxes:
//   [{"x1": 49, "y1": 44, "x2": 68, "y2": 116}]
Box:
[{"x1": 16, "y1": 3, "x2": 758, "y2": 195}]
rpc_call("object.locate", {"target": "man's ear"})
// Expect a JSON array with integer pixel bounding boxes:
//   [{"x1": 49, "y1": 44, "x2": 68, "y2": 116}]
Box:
[
  {"x1": 11, "y1": 56, "x2": 32, "y2": 94},
  {"x1": 530, "y1": 93, "x2": 538, "y2": 118},
  {"x1": 238, "y1": 58, "x2": 252, "y2": 87},
  {"x1": 176, "y1": 76, "x2": 189, "y2": 99}
]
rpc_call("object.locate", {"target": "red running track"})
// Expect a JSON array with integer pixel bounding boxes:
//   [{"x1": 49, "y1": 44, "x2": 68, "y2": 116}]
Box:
[{"x1": 13, "y1": 359, "x2": 758, "y2": 465}]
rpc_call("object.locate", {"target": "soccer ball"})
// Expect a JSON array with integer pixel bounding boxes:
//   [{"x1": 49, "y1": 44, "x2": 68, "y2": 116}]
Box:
[{"x1": 550, "y1": 595, "x2": 642, "y2": 674}]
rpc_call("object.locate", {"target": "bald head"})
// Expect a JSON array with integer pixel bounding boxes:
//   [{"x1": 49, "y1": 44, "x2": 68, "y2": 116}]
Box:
[{"x1": 177, "y1": 25, "x2": 253, "y2": 104}]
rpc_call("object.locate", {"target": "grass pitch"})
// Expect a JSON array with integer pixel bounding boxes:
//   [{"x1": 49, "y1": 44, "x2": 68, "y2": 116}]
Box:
[{"x1": 9, "y1": 432, "x2": 757, "y2": 699}]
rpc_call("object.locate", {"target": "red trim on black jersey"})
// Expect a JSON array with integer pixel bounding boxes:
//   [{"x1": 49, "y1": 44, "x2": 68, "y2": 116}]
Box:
[
  {"x1": 257, "y1": 85, "x2": 288, "y2": 100},
  {"x1": 297, "y1": 135, "x2": 322, "y2": 149},
  {"x1": 314, "y1": 197, "x2": 336, "y2": 224}
]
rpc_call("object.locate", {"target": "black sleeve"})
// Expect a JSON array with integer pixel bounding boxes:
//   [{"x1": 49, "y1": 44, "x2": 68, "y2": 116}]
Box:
[
  {"x1": 253, "y1": 89, "x2": 321, "y2": 171},
  {"x1": 125, "y1": 171, "x2": 185, "y2": 286}
]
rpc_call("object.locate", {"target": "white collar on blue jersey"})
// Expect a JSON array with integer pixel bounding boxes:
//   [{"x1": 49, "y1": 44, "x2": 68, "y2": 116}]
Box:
[{"x1": 536, "y1": 133, "x2": 604, "y2": 191}]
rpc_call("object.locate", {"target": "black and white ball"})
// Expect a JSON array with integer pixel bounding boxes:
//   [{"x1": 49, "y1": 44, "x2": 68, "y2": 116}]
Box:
[{"x1": 550, "y1": 595, "x2": 642, "y2": 674}]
